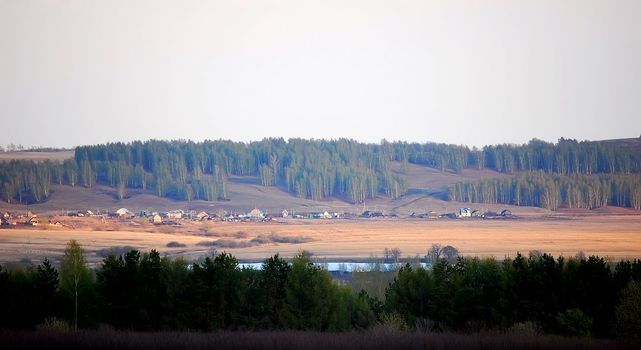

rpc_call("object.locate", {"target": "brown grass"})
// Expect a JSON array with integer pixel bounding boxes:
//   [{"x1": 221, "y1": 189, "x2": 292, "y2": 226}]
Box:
[
  {"x1": 2, "y1": 215, "x2": 641, "y2": 264},
  {"x1": 0, "y1": 150, "x2": 74, "y2": 163},
  {"x1": 0, "y1": 330, "x2": 637, "y2": 350}
]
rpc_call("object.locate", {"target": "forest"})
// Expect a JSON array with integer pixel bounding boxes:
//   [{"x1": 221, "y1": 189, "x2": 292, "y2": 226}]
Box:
[
  {"x1": 1, "y1": 137, "x2": 641, "y2": 206},
  {"x1": 449, "y1": 171, "x2": 641, "y2": 210},
  {"x1": 1, "y1": 241, "x2": 641, "y2": 339}
]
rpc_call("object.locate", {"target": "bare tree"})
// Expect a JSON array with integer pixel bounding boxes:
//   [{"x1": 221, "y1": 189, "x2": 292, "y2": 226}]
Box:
[
  {"x1": 390, "y1": 248, "x2": 402, "y2": 264},
  {"x1": 426, "y1": 243, "x2": 443, "y2": 263}
]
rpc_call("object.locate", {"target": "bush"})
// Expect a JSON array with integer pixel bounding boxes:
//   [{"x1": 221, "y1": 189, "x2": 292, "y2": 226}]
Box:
[
  {"x1": 166, "y1": 241, "x2": 186, "y2": 248},
  {"x1": 376, "y1": 312, "x2": 407, "y2": 332},
  {"x1": 615, "y1": 280, "x2": 641, "y2": 337},
  {"x1": 95, "y1": 246, "x2": 137, "y2": 258},
  {"x1": 196, "y1": 239, "x2": 257, "y2": 249},
  {"x1": 251, "y1": 234, "x2": 312, "y2": 245},
  {"x1": 36, "y1": 317, "x2": 72, "y2": 332},
  {"x1": 234, "y1": 231, "x2": 249, "y2": 239},
  {"x1": 556, "y1": 309, "x2": 592, "y2": 337}
]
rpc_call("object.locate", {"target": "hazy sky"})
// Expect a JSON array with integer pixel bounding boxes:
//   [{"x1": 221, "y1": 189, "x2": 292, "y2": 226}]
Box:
[{"x1": 1, "y1": 0, "x2": 640, "y2": 148}]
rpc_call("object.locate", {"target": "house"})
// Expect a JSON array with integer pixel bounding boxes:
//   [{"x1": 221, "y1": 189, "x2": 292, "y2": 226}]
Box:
[
  {"x1": 440, "y1": 213, "x2": 458, "y2": 219},
  {"x1": 458, "y1": 208, "x2": 472, "y2": 218},
  {"x1": 248, "y1": 208, "x2": 264, "y2": 220},
  {"x1": 196, "y1": 211, "x2": 209, "y2": 221},
  {"x1": 321, "y1": 211, "x2": 332, "y2": 219},
  {"x1": 86, "y1": 210, "x2": 94, "y2": 216},
  {"x1": 151, "y1": 214, "x2": 163, "y2": 224},
  {"x1": 471, "y1": 210, "x2": 482, "y2": 218},
  {"x1": 167, "y1": 210, "x2": 184, "y2": 220},
  {"x1": 281, "y1": 209, "x2": 289, "y2": 218},
  {"x1": 501, "y1": 209, "x2": 513, "y2": 217},
  {"x1": 116, "y1": 208, "x2": 132, "y2": 217},
  {"x1": 28, "y1": 216, "x2": 40, "y2": 226},
  {"x1": 361, "y1": 211, "x2": 384, "y2": 218}
]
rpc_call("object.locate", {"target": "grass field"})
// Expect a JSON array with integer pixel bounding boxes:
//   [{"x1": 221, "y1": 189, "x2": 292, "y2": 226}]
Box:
[
  {"x1": 1, "y1": 329, "x2": 638, "y2": 350},
  {"x1": 0, "y1": 150, "x2": 74, "y2": 162},
  {"x1": 2, "y1": 215, "x2": 640, "y2": 265}
]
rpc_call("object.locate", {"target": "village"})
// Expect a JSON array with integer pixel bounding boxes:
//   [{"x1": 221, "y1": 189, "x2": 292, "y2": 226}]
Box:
[{"x1": 0, "y1": 206, "x2": 514, "y2": 229}]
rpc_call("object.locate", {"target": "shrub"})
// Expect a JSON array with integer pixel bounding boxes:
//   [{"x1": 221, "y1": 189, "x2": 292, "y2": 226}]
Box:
[
  {"x1": 166, "y1": 241, "x2": 186, "y2": 248},
  {"x1": 615, "y1": 280, "x2": 641, "y2": 337},
  {"x1": 234, "y1": 231, "x2": 249, "y2": 239},
  {"x1": 37, "y1": 317, "x2": 72, "y2": 331},
  {"x1": 376, "y1": 312, "x2": 408, "y2": 332},
  {"x1": 95, "y1": 246, "x2": 137, "y2": 258},
  {"x1": 556, "y1": 309, "x2": 592, "y2": 337}
]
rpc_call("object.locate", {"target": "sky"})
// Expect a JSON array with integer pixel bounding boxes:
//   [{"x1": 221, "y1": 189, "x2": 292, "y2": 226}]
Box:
[{"x1": 1, "y1": 0, "x2": 640, "y2": 149}]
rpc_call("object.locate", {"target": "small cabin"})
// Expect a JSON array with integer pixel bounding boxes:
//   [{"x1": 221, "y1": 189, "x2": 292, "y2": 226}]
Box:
[
  {"x1": 458, "y1": 208, "x2": 472, "y2": 218},
  {"x1": 248, "y1": 208, "x2": 264, "y2": 219},
  {"x1": 116, "y1": 208, "x2": 132, "y2": 217},
  {"x1": 151, "y1": 214, "x2": 163, "y2": 224},
  {"x1": 196, "y1": 211, "x2": 210, "y2": 221},
  {"x1": 167, "y1": 210, "x2": 184, "y2": 220}
]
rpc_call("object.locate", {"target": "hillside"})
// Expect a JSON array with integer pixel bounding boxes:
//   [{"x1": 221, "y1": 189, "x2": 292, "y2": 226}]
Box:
[
  {"x1": 1, "y1": 136, "x2": 641, "y2": 215},
  {"x1": 0, "y1": 160, "x2": 541, "y2": 216}
]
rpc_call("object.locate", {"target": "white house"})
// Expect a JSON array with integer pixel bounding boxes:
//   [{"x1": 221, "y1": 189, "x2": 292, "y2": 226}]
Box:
[
  {"x1": 116, "y1": 208, "x2": 131, "y2": 217},
  {"x1": 458, "y1": 208, "x2": 472, "y2": 218}
]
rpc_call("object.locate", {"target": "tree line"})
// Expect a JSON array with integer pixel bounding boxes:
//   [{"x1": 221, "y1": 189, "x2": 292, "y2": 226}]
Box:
[
  {"x1": 2, "y1": 137, "x2": 641, "y2": 204},
  {"x1": 1, "y1": 242, "x2": 641, "y2": 337},
  {"x1": 449, "y1": 171, "x2": 641, "y2": 210}
]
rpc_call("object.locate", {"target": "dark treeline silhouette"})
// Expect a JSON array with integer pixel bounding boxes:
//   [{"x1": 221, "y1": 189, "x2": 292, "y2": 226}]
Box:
[
  {"x1": 1, "y1": 243, "x2": 641, "y2": 338},
  {"x1": 450, "y1": 171, "x2": 641, "y2": 210},
  {"x1": 2, "y1": 137, "x2": 641, "y2": 204}
]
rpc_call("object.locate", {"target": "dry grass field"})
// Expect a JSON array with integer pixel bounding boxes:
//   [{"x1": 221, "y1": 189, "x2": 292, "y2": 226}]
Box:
[
  {"x1": 0, "y1": 150, "x2": 74, "y2": 162},
  {"x1": 2, "y1": 214, "x2": 640, "y2": 265}
]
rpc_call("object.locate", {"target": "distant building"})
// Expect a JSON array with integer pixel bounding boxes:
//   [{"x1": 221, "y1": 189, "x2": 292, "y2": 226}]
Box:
[
  {"x1": 116, "y1": 208, "x2": 132, "y2": 217},
  {"x1": 167, "y1": 210, "x2": 184, "y2": 220},
  {"x1": 196, "y1": 211, "x2": 209, "y2": 221},
  {"x1": 458, "y1": 208, "x2": 472, "y2": 218},
  {"x1": 426, "y1": 211, "x2": 439, "y2": 219},
  {"x1": 361, "y1": 211, "x2": 384, "y2": 218},
  {"x1": 248, "y1": 208, "x2": 264, "y2": 219},
  {"x1": 281, "y1": 209, "x2": 289, "y2": 218},
  {"x1": 151, "y1": 214, "x2": 163, "y2": 224},
  {"x1": 321, "y1": 211, "x2": 332, "y2": 219}
]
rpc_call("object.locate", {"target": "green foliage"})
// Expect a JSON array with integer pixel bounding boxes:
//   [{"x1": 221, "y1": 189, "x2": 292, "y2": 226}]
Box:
[
  {"x1": 59, "y1": 240, "x2": 94, "y2": 330},
  {"x1": 3, "y1": 249, "x2": 641, "y2": 337},
  {"x1": 282, "y1": 252, "x2": 335, "y2": 330},
  {"x1": 614, "y1": 281, "x2": 641, "y2": 337},
  {"x1": 556, "y1": 309, "x2": 593, "y2": 337}
]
